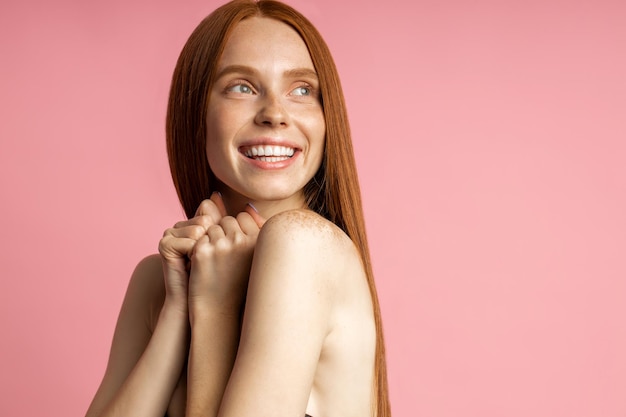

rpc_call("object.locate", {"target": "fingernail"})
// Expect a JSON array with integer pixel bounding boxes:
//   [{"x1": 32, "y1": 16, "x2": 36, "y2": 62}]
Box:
[
  {"x1": 247, "y1": 202, "x2": 259, "y2": 213},
  {"x1": 212, "y1": 191, "x2": 222, "y2": 198}
]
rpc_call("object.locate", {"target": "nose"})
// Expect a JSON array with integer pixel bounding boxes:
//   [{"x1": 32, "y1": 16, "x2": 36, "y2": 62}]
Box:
[{"x1": 254, "y1": 93, "x2": 289, "y2": 128}]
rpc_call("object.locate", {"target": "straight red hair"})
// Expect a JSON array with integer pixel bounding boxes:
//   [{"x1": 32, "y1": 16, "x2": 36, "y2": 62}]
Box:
[{"x1": 166, "y1": 1, "x2": 390, "y2": 415}]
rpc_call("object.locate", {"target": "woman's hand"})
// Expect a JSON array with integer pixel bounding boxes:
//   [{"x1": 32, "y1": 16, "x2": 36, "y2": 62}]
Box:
[
  {"x1": 188, "y1": 196, "x2": 265, "y2": 319},
  {"x1": 158, "y1": 192, "x2": 224, "y2": 310},
  {"x1": 184, "y1": 196, "x2": 265, "y2": 417}
]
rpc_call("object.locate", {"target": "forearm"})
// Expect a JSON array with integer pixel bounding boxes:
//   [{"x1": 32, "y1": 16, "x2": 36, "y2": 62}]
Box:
[
  {"x1": 186, "y1": 309, "x2": 241, "y2": 417},
  {"x1": 95, "y1": 300, "x2": 190, "y2": 417}
]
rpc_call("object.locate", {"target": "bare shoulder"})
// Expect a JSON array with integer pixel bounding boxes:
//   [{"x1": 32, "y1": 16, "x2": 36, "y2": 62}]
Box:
[
  {"x1": 128, "y1": 254, "x2": 165, "y2": 297},
  {"x1": 123, "y1": 253, "x2": 166, "y2": 332},
  {"x1": 85, "y1": 254, "x2": 168, "y2": 417},
  {"x1": 130, "y1": 254, "x2": 164, "y2": 283},
  {"x1": 255, "y1": 209, "x2": 366, "y2": 299},
  {"x1": 259, "y1": 209, "x2": 356, "y2": 255},
  {"x1": 255, "y1": 211, "x2": 375, "y2": 415}
]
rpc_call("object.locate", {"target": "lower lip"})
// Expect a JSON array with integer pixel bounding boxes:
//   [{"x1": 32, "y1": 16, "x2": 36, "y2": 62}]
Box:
[{"x1": 240, "y1": 151, "x2": 300, "y2": 170}]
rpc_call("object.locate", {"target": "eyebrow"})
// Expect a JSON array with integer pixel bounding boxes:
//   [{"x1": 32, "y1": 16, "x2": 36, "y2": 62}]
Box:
[{"x1": 215, "y1": 65, "x2": 319, "y2": 82}]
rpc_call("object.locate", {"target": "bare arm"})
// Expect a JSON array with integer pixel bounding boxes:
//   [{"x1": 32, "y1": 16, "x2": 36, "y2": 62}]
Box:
[
  {"x1": 85, "y1": 255, "x2": 189, "y2": 417},
  {"x1": 186, "y1": 209, "x2": 350, "y2": 417},
  {"x1": 185, "y1": 204, "x2": 264, "y2": 417},
  {"x1": 87, "y1": 195, "x2": 225, "y2": 417}
]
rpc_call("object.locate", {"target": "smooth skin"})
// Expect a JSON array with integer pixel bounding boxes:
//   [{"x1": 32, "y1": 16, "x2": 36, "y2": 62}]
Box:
[
  {"x1": 85, "y1": 17, "x2": 375, "y2": 417},
  {"x1": 205, "y1": 15, "x2": 326, "y2": 216}
]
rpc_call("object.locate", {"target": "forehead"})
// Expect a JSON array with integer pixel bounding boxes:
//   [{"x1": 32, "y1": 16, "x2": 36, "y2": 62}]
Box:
[{"x1": 218, "y1": 16, "x2": 315, "y2": 71}]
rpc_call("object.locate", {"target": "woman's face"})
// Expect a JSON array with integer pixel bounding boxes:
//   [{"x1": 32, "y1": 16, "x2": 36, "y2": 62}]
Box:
[{"x1": 206, "y1": 17, "x2": 325, "y2": 211}]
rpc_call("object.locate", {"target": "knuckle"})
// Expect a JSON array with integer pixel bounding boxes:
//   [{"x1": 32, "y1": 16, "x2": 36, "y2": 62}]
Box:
[
  {"x1": 232, "y1": 230, "x2": 246, "y2": 245},
  {"x1": 197, "y1": 199, "x2": 214, "y2": 214},
  {"x1": 196, "y1": 215, "x2": 215, "y2": 229},
  {"x1": 208, "y1": 224, "x2": 221, "y2": 232},
  {"x1": 219, "y1": 215, "x2": 236, "y2": 227},
  {"x1": 158, "y1": 236, "x2": 172, "y2": 253},
  {"x1": 190, "y1": 224, "x2": 206, "y2": 239},
  {"x1": 190, "y1": 238, "x2": 211, "y2": 261},
  {"x1": 214, "y1": 238, "x2": 230, "y2": 253}
]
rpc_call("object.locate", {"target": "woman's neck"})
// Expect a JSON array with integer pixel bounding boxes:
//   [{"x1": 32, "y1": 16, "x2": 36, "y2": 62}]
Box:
[{"x1": 217, "y1": 187, "x2": 308, "y2": 219}]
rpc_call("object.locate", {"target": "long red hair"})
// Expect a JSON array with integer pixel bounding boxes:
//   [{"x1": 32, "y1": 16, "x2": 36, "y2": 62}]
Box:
[{"x1": 166, "y1": 1, "x2": 390, "y2": 415}]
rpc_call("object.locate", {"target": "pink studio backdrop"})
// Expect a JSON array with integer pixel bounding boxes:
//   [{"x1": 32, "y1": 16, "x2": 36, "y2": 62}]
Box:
[{"x1": 1, "y1": 0, "x2": 625, "y2": 416}]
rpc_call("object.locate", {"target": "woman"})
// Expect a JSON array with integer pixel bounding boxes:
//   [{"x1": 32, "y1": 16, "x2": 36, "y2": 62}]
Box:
[{"x1": 85, "y1": 1, "x2": 390, "y2": 416}]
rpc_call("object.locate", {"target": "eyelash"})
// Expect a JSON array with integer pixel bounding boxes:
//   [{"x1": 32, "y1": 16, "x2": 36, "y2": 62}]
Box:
[
  {"x1": 224, "y1": 81, "x2": 316, "y2": 97},
  {"x1": 291, "y1": 85, "x2": 311, "y2": 96},
  {"x1": 226, "y1": 82, "x2": 255, "y2": 94}
]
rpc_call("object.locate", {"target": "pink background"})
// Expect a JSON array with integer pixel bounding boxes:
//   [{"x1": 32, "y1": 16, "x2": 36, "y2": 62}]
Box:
[{"x1": 1, "y1": 0, "x2": 625, "y2": 415}]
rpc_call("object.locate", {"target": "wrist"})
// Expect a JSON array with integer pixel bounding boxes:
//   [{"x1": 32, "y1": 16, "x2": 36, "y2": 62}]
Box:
[
  {"x1": 162, "y1": 294, "x2": 189, "y2": 319},
  {"x1": 189, "y1": 300, "x2": 241, "y2": 328}
]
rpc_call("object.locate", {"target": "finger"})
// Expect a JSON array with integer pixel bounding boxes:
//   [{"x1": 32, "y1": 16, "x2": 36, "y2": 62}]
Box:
[
  {"x1": 163, "y1": 224, "x2": 207, "y2": 240},
  {"x1": 207, "y1": 224, "x2": 226, "y2": 242},
  {"x1": 173, "y1": 215, "x2": 216, "y2": 232},
  {"x1": 219, "y1": 216, "x2": 241, "y2": 236},
  {"x1": 173, "y1": 218, "x2": 195, "y2": 228},
  {"x1": 193, "y1": 198, "x2": 223, "y2": 224},
  {"x1": 210, "y1": 191, "x2": 227, "y2": 217},
  {"x1": 245, "y1": 203, "x2": 266, "y2": 228},
  {"x1": 158, "y1": 235, "x2": 197, "y2": 258},
  {"x1": 189, "y1": 234, "x2": 211, "y2": 269},
  {"x1": 236, "y1": 211, "x2": 261, "y2": 236}
]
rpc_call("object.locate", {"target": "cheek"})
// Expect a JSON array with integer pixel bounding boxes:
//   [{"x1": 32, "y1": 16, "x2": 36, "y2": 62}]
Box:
[
  {"x1": 299, "y1": 107, "x2": 325, "y2": 141},
  {"x1": 207, "y1": 101, "x2": 254, "y2": 143},
  {"x1": 308, "y1": 118, "x2": 326, "y2": 171},
  {"x1": 204, "y1": 112, "x2": 228, "y2": 172},
  {"x1": 205, "y1": 108, "x2": 235, "y2": 154},
  {"x1": 313, "y1": 114, "x2": 326, "y2": 150}
]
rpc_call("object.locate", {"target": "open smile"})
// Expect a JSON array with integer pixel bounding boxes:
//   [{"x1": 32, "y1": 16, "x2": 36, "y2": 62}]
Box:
[{"x1": 241, "y1": 145, "x2": 296, "y2": 162}]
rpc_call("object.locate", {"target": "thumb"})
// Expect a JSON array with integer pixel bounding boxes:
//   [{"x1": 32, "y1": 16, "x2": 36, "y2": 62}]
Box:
[{"x1": 245, "y1": 203, "x2": 266, "y2": 228}]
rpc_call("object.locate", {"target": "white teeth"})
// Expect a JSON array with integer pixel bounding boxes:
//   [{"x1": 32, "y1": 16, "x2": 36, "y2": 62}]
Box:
[
  {"x1": 244, "y1": 145, "x2": 295, "y2": 158},
  {"x1": 256, "y1": 156, "x2": 290, "y2": 162}
]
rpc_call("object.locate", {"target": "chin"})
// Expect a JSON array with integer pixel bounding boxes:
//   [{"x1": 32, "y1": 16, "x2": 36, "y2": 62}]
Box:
[{"x1": 246, "y1": 187, "x2": 306, "y2": 205}]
